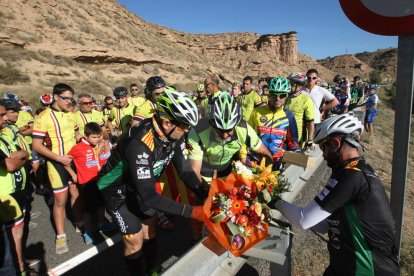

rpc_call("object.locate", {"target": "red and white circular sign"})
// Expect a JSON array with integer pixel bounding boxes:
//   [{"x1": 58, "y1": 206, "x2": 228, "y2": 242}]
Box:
[{"x1": 339, "y1": 0, "x2": 414, "y2": 36}]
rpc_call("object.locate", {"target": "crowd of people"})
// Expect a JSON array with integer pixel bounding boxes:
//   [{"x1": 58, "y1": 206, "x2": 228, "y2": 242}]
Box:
[{"x1": 0, "y1": 69, "x2": 398, "y2": 276}]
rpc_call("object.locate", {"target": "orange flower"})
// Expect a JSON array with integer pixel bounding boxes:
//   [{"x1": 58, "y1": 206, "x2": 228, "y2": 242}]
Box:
[{"x1": 231, "y1": 199, "x2": 246, "y2": 214}]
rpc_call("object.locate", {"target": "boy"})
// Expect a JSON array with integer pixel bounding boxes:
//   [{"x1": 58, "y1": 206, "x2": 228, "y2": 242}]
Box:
[{"x1": 66, "y1": 122, "x2": 113, "y2": 244}]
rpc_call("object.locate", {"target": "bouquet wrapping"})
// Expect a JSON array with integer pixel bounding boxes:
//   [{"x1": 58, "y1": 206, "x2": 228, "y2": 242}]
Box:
[{"x1": 203, "y1": 159, "x2": 289, "y2": 256}]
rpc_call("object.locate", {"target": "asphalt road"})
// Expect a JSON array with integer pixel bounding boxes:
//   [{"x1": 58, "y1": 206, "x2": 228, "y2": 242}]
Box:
[{"x1": 24, "y1": 162, "x2": 329, "y2": 276}]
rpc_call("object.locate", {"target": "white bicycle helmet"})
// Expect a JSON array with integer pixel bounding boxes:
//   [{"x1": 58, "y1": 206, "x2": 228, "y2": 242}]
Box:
[
  {"x1": 4, "y1": 92, "x2": 19, "y2": 101},
  {"x1": 157, "y1": 89, "x2": 199, "y2": 127},
  {"x1": 40, "y1": 94, "x2": 53, "y2": 105},
  {"x1": 314, "y1": 114, "x2": 363, "y2": 148},
  {"x1": 208, "y1": 92, "x2": 242, "y2": 130}
]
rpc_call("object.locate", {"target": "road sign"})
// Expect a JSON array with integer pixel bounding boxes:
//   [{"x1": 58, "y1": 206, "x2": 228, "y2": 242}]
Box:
[{"x1": 339, "y1": 0, "x2": 414, "y2": 35}]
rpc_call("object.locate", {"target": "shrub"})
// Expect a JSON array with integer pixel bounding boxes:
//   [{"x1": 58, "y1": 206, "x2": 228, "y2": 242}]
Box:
[
  {"x1": 0, "y1": 64, "x2": 30, "y2": 85},
  {"x1": 369, "y1": 70, "x2": 382, "y2": 84}
]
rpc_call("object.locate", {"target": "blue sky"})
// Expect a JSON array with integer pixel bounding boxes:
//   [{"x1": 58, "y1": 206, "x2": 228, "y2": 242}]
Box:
[{"x1": 117, "y1": 0, "x2": 397, "y2": 60}]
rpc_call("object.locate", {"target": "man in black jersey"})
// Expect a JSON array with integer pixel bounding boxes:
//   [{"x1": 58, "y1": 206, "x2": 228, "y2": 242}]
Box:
[
  {"x1": 97, "y1": 89, "x2": 208, "y2": 276},
  {"x1": 271, "y1": 114, "x2": 399, "y2": 275}
]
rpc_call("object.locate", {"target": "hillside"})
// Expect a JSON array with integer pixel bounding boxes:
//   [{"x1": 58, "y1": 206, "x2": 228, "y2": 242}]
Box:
[
  {"x1": 0, "y1": 0, "x2": 397, "y2": 105},
  {"x1": 317, "y1": 48, "x2": 398, "y2": 83}
]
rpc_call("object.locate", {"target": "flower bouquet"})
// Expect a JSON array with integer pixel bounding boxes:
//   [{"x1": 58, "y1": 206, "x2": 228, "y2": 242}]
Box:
[{"x1": 203, "y1": 159, "x2": 290, "y2": 257}]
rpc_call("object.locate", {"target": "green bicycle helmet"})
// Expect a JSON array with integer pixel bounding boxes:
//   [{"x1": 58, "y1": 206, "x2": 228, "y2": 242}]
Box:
[
  {"x1": 196, "y1": 84, "x2": 205, "y2": 92},
  {"x1": 157, "y1": 89, "x2": 199, "y2": 127},
  {"x1": 268, "y1": 77, "x2": 291, "y2": 94},
  {"x1": 208, "y1": 92, "x2": 241, "y2": 130}
]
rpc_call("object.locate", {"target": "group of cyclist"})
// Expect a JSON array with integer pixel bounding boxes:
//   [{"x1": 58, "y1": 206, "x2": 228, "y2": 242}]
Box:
[{"x1": 0, "y1": 68, "x2": 395, "y2": 275}]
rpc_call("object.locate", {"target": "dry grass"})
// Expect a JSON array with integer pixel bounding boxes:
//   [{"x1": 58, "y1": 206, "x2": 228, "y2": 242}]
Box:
[{"x1": 0, "y1": 64, "x2": 30, "y2": 85}]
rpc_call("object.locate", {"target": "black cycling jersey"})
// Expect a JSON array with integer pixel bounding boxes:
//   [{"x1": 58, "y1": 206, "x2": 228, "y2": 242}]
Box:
[
  {"x1": 314, "y1": 158, "x2": 399, "y2": 276},
  {"x1": 97, "y1": 117, "x2": 207, "y2": 217}
]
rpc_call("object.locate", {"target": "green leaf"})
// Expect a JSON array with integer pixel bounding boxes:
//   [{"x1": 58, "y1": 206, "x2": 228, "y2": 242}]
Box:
[{"x1": 226, "y1": 220, "x2": 241, "y2": 235}]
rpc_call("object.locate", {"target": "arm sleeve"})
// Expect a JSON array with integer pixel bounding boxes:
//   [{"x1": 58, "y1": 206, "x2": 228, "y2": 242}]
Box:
[
  {"x1": 314, "y1": 172, "x2": 362, "y2": 213},
  {"x1": 187, "y1": 128, "x2": 204, "y2": 161},
  {"x1": 125, "y1": 139, "x2": 193, "y2": 217},
  {"x1": 172, "y1": 140, "x2": 209, "y2": 201},
  {"x1": 32, "y1": 113, "x2": 47, "y2": 139},
  {"x1": 285, "y1": 111, "x2": 300, "y2": 151},
  {"x1": 304, "y1": 96, "x2": 315, "y2": 121},
  {"x1": 275, "y1": 200, "x2": 331, "y2": 230},
  {"x1": 246, "y1": 123, "x2": 262, "y2": 151},
  {"x1": 67, "y1": 144, "x2": 80, "y2": 158}
]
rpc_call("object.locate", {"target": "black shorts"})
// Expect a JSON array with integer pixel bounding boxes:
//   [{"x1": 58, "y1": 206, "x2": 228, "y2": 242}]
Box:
[
  {"x1": 106, "y1": 197, "x2": 155, "y2": 235},
  {"x1": 77, "y1": 181, "x2": 104, "y2": 213}
]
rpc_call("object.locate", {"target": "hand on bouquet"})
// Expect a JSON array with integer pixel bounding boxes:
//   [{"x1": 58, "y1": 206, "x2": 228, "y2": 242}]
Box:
[
  {"x1": 267, "y1": 196, "x2": 281, "y2": 210},
  {"x1": 191, "y1": 206, "x2": 206, "y2": 222},
  {"x1": 272, "y1": 149, "x2": 284, "y2": 164}
]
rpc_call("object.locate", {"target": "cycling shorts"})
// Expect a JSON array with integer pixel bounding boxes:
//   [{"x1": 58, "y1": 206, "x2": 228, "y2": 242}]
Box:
[
  {"x1": 77, "y1": 181, "x2": 104, "y2": 213},
  {"x1": 107, "y1": 197, "x2": 155, "y2": 236},
  {"x1": 365, "y1": 109, "x2": 377, "y2": 124},
  {"x1": 0, "y1": 191, "x2": 26, "y2": 228},
  {"x1": 47, "y1": 160, "x2": 72, "y2": 194}
]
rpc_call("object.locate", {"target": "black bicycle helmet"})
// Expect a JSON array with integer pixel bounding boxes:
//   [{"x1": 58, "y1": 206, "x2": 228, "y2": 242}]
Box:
[
  {"x1": 0, "y1": 99, "x2": 21, "y2": 112},
  {"x1": 113, "y1": 87, "x2": 128, "y2": 98}
]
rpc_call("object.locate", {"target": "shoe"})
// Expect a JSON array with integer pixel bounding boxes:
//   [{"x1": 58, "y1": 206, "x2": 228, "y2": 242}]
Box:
[
  {"x1": 99, "y1": 222, "x2": 116, "y2": 232},
  {"x1": 82, "y1": 231, "x2": 94, "y2": 245},
  {"x1": 30, "y1": 211, "x2": 41, "y2": 220},
  {"x1": 55, "y1": 235, "x2": 69, "y2": 254},
  {"x1": 28, "y1": 221, "x2": 38, "y2": 230}
]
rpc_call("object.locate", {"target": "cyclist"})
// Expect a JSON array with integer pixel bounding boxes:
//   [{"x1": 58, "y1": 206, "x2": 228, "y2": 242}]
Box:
[
  {"x1": 349, "y1": 76, "x2": 364, "y2": 111},
  {"x1": 0, "y1": 100, "x2": 30, "y2": 274},
  {"x1": 285, "y1": 72, "x2": 315, "y2": 149},
  {"x1": 97, "y1": 90, "x2": 208, "y2": 276},
  {"x1": 75, "y1": 93, "x2": 108, "y2": 139},
  {"x1": 239, "y1": 76, "x2": 264, "y2": 123},
  {"x1": 249, "y1": 77, "x2": 301, "y2": 170},
  {"x1": 364, "y1": 85, "x2": 379, "y2": 136},
  {"x1": 194, "y1": 83, "x2": 207, "y2": 118},
  {"x1": 271, "y1": 114, "x2": 399, "y2": 275},
  {"x1": 200, "y1": 75, "x2": 222, "y2": 118},
  {"x1": 133, "y1": 76, "x2": 166, "y2": 125},
  {"x1": 32, "y1": 83, "x2": 82, "y2": 254},
  {"x1": 129, "y1": 83, "x2": 146, "y2": 108},
  {"x1": 187, "y1": 91, "x2": 272, "y2": 182},
  {"x1": 107, "y1": 87, "x2": 135, "y2": 139}
]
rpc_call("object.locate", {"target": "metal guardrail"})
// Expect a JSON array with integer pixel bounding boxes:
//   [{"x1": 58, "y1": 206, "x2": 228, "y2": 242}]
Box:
[{"x1": 162, "y1": 150, "x2": 324, "y2": 276}]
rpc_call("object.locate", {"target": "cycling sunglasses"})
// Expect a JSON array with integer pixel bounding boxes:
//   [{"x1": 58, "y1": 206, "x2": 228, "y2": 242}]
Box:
[{"x1": 269, "y1": 93, "x2": 288, "y2": 99}]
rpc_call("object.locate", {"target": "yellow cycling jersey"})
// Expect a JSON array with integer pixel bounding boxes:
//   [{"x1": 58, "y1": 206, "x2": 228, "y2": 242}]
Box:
[
  {"x1": 239, "y1": 90, "x2": 263, "y2": 123},
  {"x1": 200, "y1": 91, "x2": 221, "y2": 118},
  {"x1": 133, "y1": 100, "x2": 156, "y2": 122},
  {"x1": 129, "y1": 96, "x2": 147, "y2": 108},
  {"x1": 75, "y1": 109, "x2": 105, "y2": 136},
  {"x1": 16, "y1": 110, "x2": 34, "y2": 145},
  {"x1": 108, "y1": 104, "x2": 135, "y2": 134},
  {"x1": 2, "y1": 124, "x2": 32, "y2": 159},
  {"x1": 285, "y1": 93, "x2": 315, "y2": 142},
  {"x1": 0, "y1": 133, "x2": 27, "y2": 195},
  {"x1": 32, "y1": 107, "x2": 78, "y2": 156}
]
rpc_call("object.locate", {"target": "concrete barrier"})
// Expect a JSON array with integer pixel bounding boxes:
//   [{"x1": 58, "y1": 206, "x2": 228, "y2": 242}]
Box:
[{"x1": 162, "y1": 149, "x2": 324, "y2": 276}]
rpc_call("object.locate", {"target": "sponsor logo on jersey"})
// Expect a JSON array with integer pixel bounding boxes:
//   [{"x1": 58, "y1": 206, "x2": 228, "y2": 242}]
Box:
[
  {"x1": 136, "y1": 167, "x2": 151, "y2": 179},
  {"x1": 260, "y1": 115, "x2": 267, "y2": 123},
  {"x1": 137, "y1": 152, "x2": 149, "y2": 159},
  {"x1": 317, "y1": 178, "x2": 338, "y2": 201},
  {"x1": 86, "y1": 160, "x2": 99, "y2": 167}
]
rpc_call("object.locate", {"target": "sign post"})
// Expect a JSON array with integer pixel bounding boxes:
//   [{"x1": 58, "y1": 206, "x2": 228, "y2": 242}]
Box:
[{"x1": 339, "y1": 0, "x2": 414, "y2": 258}]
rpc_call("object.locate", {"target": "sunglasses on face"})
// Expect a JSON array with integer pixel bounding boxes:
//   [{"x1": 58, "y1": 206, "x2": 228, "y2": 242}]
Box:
[
  {"x1": 80, "y1": 101, "x2": 93, "y2": 106},
  {"x1": 269, "y1": 93, "x2": 288, "y2": 99},
  {"x1": 131, "y1": 88, "x2": 138, "y2": 91},
  {"x1": 106, "y1": 102, "x2": 114, "y2": 105},
  {"x1": 307, "y1": 76, "x2": 318, "y2": 80},
  {"x1": 171, "y1": 120, "x2": 190, "y2": 131},
  {"x1": 115, "y1": 96, "x2": 126, "y2": 100},
  {"x1": 58, "y1": 95, "x2": 74, "y2": 102}
]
